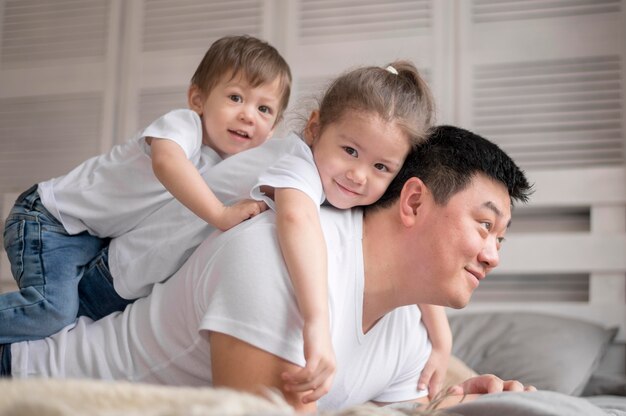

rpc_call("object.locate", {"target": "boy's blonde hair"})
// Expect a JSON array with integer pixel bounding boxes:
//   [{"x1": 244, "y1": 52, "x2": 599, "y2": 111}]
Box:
[
  {"x1": 191, "y1": 35, "x2": 292, "y2": 123},
  {"x1": 316, "y1": 60, "x2": 435, "y2": 147}
]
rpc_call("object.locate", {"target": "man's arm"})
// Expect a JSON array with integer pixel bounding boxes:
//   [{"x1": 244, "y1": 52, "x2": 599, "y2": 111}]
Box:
[{"x1": 209, "y1": 331, "x2": 317, "y2": 413}]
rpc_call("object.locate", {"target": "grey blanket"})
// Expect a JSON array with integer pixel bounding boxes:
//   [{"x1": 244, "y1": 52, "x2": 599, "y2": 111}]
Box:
[{"x1": 444, "y1": 391, "x2": 626, "y2": 416}]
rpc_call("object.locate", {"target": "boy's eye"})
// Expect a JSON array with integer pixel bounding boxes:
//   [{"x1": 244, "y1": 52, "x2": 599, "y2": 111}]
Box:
[
  {"x1": 343, "y1": 146, "x2": 358, "y2": 157},
  {"x1": 229, "y1": 95, "x2": 242, "y2": 103},
  {"x1": 497, "y1": 236, "x2": 506, "y2": 245},
  {"x1": 258, "y1": 105, "x2": 272, "y2": 114},
  {"x1": 480, "y1": 221, "x2": 492, "y2": 231},
  {"x1": 374, "y1": 163, "x2": 388, "y2": 172}
]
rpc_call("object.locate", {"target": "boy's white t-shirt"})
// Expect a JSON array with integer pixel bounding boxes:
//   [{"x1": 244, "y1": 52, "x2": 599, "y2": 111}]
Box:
[
  {"x1": 109, "y1": 132, "x2": 323, "y2": 299},
  {"x1": 37, "y1": 109, "x2": 217, "y2": 238},
  {"x1": 11, "y1": 208, "x2": 431, "y2": 410}
]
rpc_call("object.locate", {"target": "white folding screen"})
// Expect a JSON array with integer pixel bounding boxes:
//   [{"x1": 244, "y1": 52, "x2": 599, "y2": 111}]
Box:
[
  {"x1": 0, "y1": 0, "x2": 122, "y2": 196},
  {"x1": 453, "y1": 0, "x2": 626, "y2": 341}
]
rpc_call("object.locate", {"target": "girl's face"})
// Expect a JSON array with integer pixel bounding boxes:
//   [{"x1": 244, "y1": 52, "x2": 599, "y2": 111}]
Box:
[{"x1": 307, "y1": 110, "x2": 411, "y2": 209}]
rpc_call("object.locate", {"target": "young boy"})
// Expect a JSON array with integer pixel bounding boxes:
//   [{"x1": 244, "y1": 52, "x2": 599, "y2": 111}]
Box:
[{"x1": 0, "y1": 35, "x2": 292, "y2": 343}]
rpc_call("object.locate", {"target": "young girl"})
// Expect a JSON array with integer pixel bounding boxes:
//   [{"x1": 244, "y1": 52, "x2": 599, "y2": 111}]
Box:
[
  {"x1": 0, "y1": 35, "x2": 292, "y2": 343},
  {"x1": 250, "y1": 61, "x2": 451, "y2": 403}
]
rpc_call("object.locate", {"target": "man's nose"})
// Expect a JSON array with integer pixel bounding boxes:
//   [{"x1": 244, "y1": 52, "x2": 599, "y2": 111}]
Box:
[{"x1": 479, "y1": 237, "x2": 500, "y2": 271}]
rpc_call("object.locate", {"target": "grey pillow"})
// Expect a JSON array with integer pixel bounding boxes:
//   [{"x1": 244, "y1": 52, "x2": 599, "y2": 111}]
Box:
[{"x1": 448, "y1": 312, "x2": 617, "y2": 396}]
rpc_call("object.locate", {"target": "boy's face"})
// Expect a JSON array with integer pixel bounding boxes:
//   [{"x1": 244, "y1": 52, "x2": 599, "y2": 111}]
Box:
[
  {"x1": 189, "y1": 72, "x2": 283, "y2": 158},
  {"x1": 308, "y1": 110, "x2": 410, "y2": 209}
]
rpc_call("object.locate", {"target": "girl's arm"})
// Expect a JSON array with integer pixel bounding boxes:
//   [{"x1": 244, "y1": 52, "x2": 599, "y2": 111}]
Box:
[
  {"x1": 150, "y1": 138, "x2": 266, "y2": 231},
  {"x1": 274, "y1": 187, "x2": 336, "y2": 404},
  {"x1": 417, "y1": 304, "x2": 453, "y2": 399}
]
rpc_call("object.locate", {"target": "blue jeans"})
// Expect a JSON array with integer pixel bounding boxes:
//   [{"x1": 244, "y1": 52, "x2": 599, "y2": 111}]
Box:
[
  {"x1": 0, "y1": 344, "x2": 10, "y2": 377},
  {"x1": 0, "y1": 185, "x2": 131, "y2": 343}
]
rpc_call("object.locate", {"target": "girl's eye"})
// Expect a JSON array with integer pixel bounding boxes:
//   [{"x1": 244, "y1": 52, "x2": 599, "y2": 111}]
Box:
[
  {"x1": 497, "y1": 236, "x2": 506, "y2": 245},
  {"x1": 374, "y1": 163, "x2": 388, "y2": 172},
  {"x1": 343, "y1": 147, "x2": 358, "y2": 157},
  {"x1": 229, "y1": 95, "x2": 242, "y2": 103},
  {"x1": 480, "y1": 221, "x2": 492, "y2": 231},
  {"x1": 258, "y1": 105, "x2": 271, "y2": 114}
]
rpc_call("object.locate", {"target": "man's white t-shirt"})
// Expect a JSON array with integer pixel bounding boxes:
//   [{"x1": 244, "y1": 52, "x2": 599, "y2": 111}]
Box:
[
  {"x1": 37, "y1": 109, "x2": 218, "y2": 238},
  {"x1": 11, "y1": 207, "x2": 431, "y2": 410},
  {"x1": 109, "y1": 132, "x2": 322, "y2": 299}
]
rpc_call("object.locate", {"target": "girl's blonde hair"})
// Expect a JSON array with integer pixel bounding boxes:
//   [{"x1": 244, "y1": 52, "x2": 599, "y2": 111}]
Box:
[{"x1": 316, "y1": 60, "x2": 435, "y2": 147}]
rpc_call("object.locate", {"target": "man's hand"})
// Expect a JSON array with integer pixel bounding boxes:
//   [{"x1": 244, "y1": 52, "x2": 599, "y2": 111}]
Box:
[
  {"x1": 281, "y1": 320, "x2": 336, "y2": 404},
  {"x1": 447, "y1": 374, "x2": 537, "y2": 396}
]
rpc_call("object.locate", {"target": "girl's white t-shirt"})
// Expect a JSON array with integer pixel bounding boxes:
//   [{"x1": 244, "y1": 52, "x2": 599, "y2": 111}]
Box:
[{"x1": 109, "y1": 133, "x2": 323, "y2": 299}]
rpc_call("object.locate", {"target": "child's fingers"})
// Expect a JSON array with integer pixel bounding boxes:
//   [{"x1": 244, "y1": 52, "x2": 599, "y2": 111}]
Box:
[
  {"x1": 428, "y1": 376, "x2": 444, "y2": 399},
  {"x1": 417, "y1": 367, "x2": 433, "y2": 392},
  {"x1": 282, "y1": 363, "x2": 335, "y2": 403}
]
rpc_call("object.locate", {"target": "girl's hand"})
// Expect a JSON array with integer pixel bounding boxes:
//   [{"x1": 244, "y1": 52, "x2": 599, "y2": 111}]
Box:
[
  {"x1": 281, "y1": 320, "x2": 336, "y2": 404},
  {"x1": 215, "y1": 199, "x2": 267, "y2": 231},
  {"x1": 418, "y1": 347, "x2": 450, "y2": 399}
]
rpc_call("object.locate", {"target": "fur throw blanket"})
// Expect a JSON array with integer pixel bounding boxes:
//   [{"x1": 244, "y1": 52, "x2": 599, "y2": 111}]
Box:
[
  {"x1": 0, "y1": 378, "x2": 421, "y2": 416},
  {"x1": 0, "y1": 357, "x2": 476, "y2": 415}
]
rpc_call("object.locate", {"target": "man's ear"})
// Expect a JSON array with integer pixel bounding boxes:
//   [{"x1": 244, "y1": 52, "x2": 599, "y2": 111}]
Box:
[
  {"x1": 187, "y1": 85, "x2": 205, "y2": 115},
  {"x1": 399, "y1": 177, "x2": 427, "y2": 227},
  {"x1": 303, "y1": 110, "x2": 321, "y2": 146}
]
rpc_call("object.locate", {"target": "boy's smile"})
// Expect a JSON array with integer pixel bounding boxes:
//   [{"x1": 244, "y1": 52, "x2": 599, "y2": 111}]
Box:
[{"x1": 190, "y1": 72, "x2": 283, "y2": 159}]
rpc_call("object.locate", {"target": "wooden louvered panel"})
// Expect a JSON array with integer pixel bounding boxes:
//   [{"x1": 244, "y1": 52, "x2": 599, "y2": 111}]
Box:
[
  {"x1": 1, "y1": 0, "x2": 110, "y2": 67},
  {"x1": 473, "y1": 273, "x2": 590, "y2": 302},
  {"x1": 142, "y1": 0, "x2": 263, "y2": 53},
  {"x1": 473, "y1": 56, "x2": 624, "y2": 169},
  {"x1": 298, "y1": 0, "x2": 431, "y2": 43},
  {"x1": 0, "y1": 94, "x2": 102, "y2": 194},
  {"x1": 472, "y1": 0, "x2": 622, "y2": 23},
  {"x1": 137, "y1": 87, "x2": 188, "y2": 131}
]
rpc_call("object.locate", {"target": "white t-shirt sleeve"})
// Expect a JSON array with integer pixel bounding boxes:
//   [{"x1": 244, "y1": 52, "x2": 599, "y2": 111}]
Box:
[
  {"x1": 140, "y1": 109, "x2": 203, "y2": 160},
  {"x1": 196, "y1": 216, "x2": 306, "y2": 368},
  {"x1": 250, "y1": 135, "x2": 324, "y2": 211}
]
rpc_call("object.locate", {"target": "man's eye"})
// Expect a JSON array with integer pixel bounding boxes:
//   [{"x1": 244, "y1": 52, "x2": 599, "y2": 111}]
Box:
[
  {"x1": 258, "y1": 105, "x2": 271, "y2": 114},
  {"x1": 229, "y1": 95, "x2": 242, "y2": 103},
  {"x1": 374, "y1": 163, "x2": 388, "y2": 172},
  {"x1": 343, "y1": 147, "x2": 358, "y2": 157}
]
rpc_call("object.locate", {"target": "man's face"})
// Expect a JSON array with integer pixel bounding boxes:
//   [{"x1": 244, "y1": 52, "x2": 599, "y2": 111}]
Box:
[{"x1": 409, "y1": 174, "x2": 512, "y2": 308}]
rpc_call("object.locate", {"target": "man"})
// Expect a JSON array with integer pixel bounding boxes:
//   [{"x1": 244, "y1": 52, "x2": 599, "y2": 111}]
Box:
[{"x1": 0, "y1": 126, "x2": 533, "y2": 412}]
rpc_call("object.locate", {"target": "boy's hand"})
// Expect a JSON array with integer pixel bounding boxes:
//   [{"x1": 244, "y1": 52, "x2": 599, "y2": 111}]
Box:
[
  {"x1": 281, "y1": 321, "x2": 336, "y2": 404},
  {"x1": 215, "y1": 199, "x2": 267, "y2": 231},
  {"x1": 418, "y1": 347, "x2": 449, "y2": 399}
]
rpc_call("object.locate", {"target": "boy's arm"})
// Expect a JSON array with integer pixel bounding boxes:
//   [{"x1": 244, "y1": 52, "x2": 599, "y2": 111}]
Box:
[
  {"x1": 274, "y1": 187, "x2": 336, "y2": 403},
  {"x1": 150, "y1": 138, "x2": 265, "y2": 230},
  {"x1": 417, "y1": 304, "x2": 452, "y2": 398}
]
